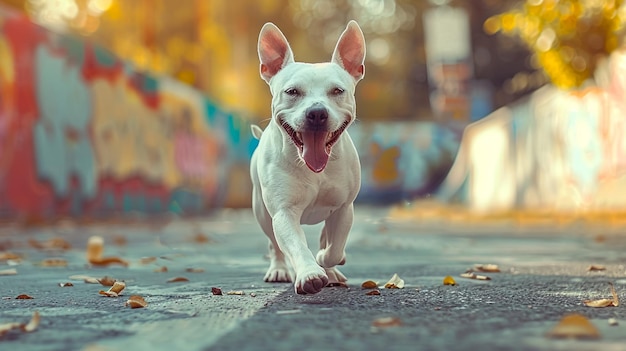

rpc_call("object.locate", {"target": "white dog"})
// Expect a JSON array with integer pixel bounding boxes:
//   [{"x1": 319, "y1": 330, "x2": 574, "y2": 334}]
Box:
[{"x1": 250, "y1": 21, "x2": 365, "y2": 294}]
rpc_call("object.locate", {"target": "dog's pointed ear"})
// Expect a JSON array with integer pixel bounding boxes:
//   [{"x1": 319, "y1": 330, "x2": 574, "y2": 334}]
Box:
[
  {"x1": 258, "y1": 23, "x2": 295, "y2": 84},
  {"x1": 332, "y1": 20, "x2": 366, "y2": 82}
]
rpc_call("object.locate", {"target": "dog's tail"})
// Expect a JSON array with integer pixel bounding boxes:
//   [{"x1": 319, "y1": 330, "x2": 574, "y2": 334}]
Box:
[{"x1": 250, "y1": 124, "x2": 263, "y2": 140}]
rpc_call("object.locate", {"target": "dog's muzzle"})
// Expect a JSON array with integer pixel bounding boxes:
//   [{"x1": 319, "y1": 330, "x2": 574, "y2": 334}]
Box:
[{"x1": 279, "y1": 105, "x2": 350, "y2": 173}]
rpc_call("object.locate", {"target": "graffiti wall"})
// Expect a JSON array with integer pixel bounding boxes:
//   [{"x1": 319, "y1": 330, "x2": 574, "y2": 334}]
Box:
[
  {"x1": 437, "y1": 48, "x2": 626, "y2": 213},
  {"x1": 0, "y1": 7, "x2": 258, "y2": 220},
  {"x1": 352, "y1": 122, "x2": 461, "y2": 204},
  {"x1": 0, "y1": 7, "x2": 463, "y2": 220}
]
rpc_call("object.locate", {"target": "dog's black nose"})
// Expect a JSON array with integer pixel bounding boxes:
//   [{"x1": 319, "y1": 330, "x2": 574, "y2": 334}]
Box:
[{"x1": 305, "y1": 105, "x2": 328, "y2": 126}]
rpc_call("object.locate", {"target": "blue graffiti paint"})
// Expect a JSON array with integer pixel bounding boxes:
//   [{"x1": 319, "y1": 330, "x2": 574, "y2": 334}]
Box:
[{"x1": 33, "y1": 45, "x2": 97, "y2": 199}]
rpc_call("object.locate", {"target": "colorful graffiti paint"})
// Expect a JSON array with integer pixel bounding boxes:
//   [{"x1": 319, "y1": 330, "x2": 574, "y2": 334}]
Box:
[
  {"x1": 351, "y1": 122, "x2": 460, "y2": 203},
  {"x1": 0, "y1": 6, "x2": 463, "y2": 220},
  {"x1": 0, "y1": 7, "x2": 257, "y2": 219}
]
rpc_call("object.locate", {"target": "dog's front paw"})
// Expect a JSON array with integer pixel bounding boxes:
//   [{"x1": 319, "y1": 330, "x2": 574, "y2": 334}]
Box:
[
  {"x1": 264, "y1": 264, "x2": 292, "y2": 282},
  {"x1": 294, "y1": 266, "x2": 328, "y2": 294}
]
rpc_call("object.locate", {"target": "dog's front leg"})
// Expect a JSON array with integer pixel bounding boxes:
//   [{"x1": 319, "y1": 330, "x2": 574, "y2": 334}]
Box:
[
  {"x1": 316, "y1": 203, "x2": 353, "y2": 284},
  {"x1": 272, "y1": 210, "x2": 328, "y2": 294}
]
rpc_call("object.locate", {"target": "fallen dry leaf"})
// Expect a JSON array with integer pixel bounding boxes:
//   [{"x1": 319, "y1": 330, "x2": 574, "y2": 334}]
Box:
[
  {"x1": 87, "y1": 236, "x2": 104, "y2": 261},
  {"x1": 587, "y1": 265, "x2": 606, "y2": 272},
  {"x1": 28, "y1": 237, "x2": 71, "y2": 251},
  {"x1": 443, "y1": 275, "x2": 457, "y2": 286},
  {"x1": 546, "y1": 314, "x2": 600, "y2": 339},
  {"x1": 97, "y1": 276, "x2": 117, "y2": 287},
  {"x1": 0, "y1": 252, "x2": 21, "y2": 261},
  {"x1": 0, "y1": 311, "x2": 39, "y2": 337},
  {"x1": 384, "y1": 273, "x2": 405, "y2": 289},
  {"x1": 47, "y1": 237, "x2": 72, "y2": 251},
  {"x1": 371, "y1": 316, "x2": 403, "y2": 328},
  {"x1": 38, "y1": 258, "x2": 68, "y2": 267},
  {"x1": 0, "y1": 268, "x2": 17, "y2": 276},
  {"x1": 99, "y1": 281, "x2": 126, "y2": 297},
  {"x1": 6, "y1": 259, "x2": 21, "y2": 266},
  {"x1": 58, "y1": 282, "x2": 74, "y2": 287},
  {"x1": 473, "y1": 264, "x2": 500, "y2": 273},
  {"x1": 86, "y1": 236, "x2": 128, "y2": 267},
  {"x1": 109, "y1": 281, "x2": 126, "y2": 294},
  {"x1": 167, "y1": 277, "x2": 189, "y2": 283},
  {"x1": 153, "y1": 266, "x2": 168, "y2": 273},
  {"x1": 192, "y1": 232, "x2": 214, "y2": 244},
  {"x1": 460, "y1": 271, "x2": 491, "y2": 281},
  {"x1": 140, "y1": 257, "x2": 157, "y2": 264},
  {"x1": 211, "y1": 287, "x2": 223, "y2": 295},
  {"x1": 366, "y1": 289, "x2": 381, "y2": 296},
  {"x1": 361, "y1": 280, "x2": 378, "y2": 289},
  {"x1": 185, "y1": 268, "x2": 205, "y2": 273},
  {"x1": 227, "y1": 291, "x2": 245, "y2": 295},
  {"x1": 583, "y1": 299, "x2": 616, "y2": 308},
  {"x1": 22, "y1": 311, "x2": 40, "y2": 332},
  {"x1": 0, "y1": 322, "x2": 22, "y2": 337},
  {"x1": 125, "y1": 295, "x2": 148, "y2": 309},
  {"x1": 583, "y1": 282, "x2": 619, "y2": 308},
  {"x1": 15, "y1": 294, "x2": 34, "y2": 299},
  {"x1": 90, "y1": 257, "x2": 129, "y2": 267}
]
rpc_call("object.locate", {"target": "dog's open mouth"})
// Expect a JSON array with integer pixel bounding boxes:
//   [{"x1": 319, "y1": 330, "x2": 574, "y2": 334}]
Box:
[{"x1": 280, "y1": 118, "x2": 350, "y2": 173}]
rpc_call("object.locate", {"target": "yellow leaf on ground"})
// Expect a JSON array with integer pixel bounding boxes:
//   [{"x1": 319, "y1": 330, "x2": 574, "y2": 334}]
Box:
[
  {"x1": 443, "y1": 275, "x2": 456, "y2": 286},
  {"x1": 546, "y1": 314, "x2": 600, "y2": 339}
]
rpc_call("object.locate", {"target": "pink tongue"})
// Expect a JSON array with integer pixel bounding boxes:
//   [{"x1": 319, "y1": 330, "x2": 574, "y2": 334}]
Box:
[{"x1": 301, "y1": 131, "x2": 330, "y2": 173}]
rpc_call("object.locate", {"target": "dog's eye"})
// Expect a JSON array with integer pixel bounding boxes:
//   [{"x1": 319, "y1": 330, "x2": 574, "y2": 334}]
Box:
[
  {"x1": 284, "y1": 88, "x2": 300, "y2": 96},
  {"x1": 331, "y1": 87, "x2": 344, "y2": 95}
]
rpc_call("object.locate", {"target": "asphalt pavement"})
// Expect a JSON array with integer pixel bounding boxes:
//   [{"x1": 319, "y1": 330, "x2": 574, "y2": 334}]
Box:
[{"x1": 1, "y1": 206, "x2": 626, "y2": 351}]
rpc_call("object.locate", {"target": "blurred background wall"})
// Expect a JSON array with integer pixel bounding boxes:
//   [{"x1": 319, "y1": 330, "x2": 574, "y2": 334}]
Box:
[{"x1": 1, "y1": 0, "x2": 626, "y2": 221}]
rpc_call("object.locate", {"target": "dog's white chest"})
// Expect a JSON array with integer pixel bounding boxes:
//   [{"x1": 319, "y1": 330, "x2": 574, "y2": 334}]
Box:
[{"x1": 300, "y1": 186, "x2": 349, "y2": 224}]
